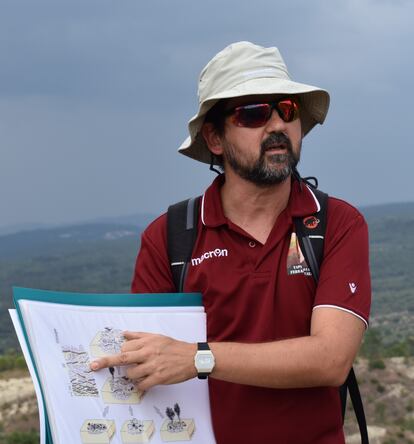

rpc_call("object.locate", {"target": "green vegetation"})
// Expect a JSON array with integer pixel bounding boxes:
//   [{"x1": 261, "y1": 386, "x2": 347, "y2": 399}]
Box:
[
  {"x1": 360, "y1": 327, "x2": 414, "y2": 361},
  {"x1": 0, "y1": 206, "x2": 413, "y2": 443},
  {"x1": 367, "y1": 214, "x2": 414, "y2": 316},
  {"x1": 0, "y1": 431, "x2": 39, "y2": 444},
  {"x1": 0, "y1": 224, "x2": 140, "y2": 353},
  {"x1": 0, "y1": 351, "x2": 26, "y2": 372},
  {"x1": 0, "y1": 207, "x2": 413, "y2": 355}
]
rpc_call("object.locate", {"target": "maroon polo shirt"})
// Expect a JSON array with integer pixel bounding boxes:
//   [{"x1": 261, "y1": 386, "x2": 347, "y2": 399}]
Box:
[{"x1": 132, "y1": 175, "x2": 371, "y2": 444}]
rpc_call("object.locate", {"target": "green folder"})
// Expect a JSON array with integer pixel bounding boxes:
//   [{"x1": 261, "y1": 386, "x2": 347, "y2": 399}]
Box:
[{"x1": 12, "y1": 287, "x2": 203, "y2": 444}]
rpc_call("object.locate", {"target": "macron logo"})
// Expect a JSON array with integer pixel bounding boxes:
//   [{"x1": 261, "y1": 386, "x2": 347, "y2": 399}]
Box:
[
  {"x1": 191, "y1": 248, "x2": 228, "y2": 266},
  {"x1": 349, "y1": 283, "x2": 357, "y2": 294}
]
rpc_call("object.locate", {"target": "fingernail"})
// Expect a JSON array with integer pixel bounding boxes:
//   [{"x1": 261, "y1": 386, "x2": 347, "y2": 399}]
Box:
[{"x1": 90, "y1": 362, "x2": 99, "y2": 370}]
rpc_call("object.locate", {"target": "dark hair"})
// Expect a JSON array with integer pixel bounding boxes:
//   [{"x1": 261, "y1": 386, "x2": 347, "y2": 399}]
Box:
[
  {"x1": 204, "y1": 100, "x2": 228, "y2": 136},
  {"x1": 203, "y1": 100, "x2": 229, "y2": 168}
]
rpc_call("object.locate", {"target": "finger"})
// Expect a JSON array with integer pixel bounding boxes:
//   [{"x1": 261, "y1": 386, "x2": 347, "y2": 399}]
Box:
[
  {"x1": 135, "y1": 375, "x2": 158, "y2": 392},
  {"x1": 121, "y1": 339, "x2": 144, "y2": 353},
  {"x1": 126, "y1": 363, "x2": 152, "y2": 380},
  {"x1": 123, "y1": 331, "x2": 148, "y2": 340},
  {"x1": 90, "y1": 351, "x2": 142, "y2": 371}
]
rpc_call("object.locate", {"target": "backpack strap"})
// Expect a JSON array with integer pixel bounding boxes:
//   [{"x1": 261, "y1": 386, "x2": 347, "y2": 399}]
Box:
[
  {"x1": 167, "y1": 197, "x2": 200, "y2": 292},
  {"x1": 294, "y1": 186, "x2": 369, "y2": 444},
  {"x1": 294, "y1": 187, "x2": 328, "y2": 283},
  {"x1": 346, "y1": 368, "x2": 369, "y2": 443}
]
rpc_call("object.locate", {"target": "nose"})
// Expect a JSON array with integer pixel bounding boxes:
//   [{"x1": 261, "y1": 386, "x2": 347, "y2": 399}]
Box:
[{"x1": 264, "y1": 109, "x2": 287, "y2": 134}]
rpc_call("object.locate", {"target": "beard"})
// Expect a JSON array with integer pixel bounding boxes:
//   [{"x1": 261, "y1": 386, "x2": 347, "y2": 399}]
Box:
[{"x1": 223, "y1": 132, "x2": 301, "y2": 186}]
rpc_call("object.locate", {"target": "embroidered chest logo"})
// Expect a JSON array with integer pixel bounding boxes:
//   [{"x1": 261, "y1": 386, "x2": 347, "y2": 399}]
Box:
[
  {"x1": 303, "y1": 216, "x2": 320, "y2": 230},
  {"x1": 287, "y1": 232, "x2": 312, "y2": 277},
  {"x1": 191, "y1": 248, "x2": 228, "y2": 266}
]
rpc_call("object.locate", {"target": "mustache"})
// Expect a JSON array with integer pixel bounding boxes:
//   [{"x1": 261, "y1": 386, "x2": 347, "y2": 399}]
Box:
[{"x1": 261, "y1": 132, "x2": 292, "y2": 155}]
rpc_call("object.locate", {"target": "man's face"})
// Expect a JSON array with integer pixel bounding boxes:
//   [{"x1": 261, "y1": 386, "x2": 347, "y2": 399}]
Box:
[{"x1": 218, "y1": 95, "x2": 302, "y2": 186}]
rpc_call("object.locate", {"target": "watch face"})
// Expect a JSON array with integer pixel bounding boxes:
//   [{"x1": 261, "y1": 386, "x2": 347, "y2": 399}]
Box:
[{"x1": 195, "y1": 351, "x2": 215, "y2": 371}]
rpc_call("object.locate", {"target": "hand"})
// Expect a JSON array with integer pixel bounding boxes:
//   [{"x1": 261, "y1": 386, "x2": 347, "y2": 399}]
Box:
[{"x1": 90, "y1": 331, "x2": 198, "y2": 391}]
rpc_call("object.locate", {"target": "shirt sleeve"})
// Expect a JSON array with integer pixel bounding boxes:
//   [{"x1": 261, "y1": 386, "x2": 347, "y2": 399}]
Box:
[
  {"x1": 313, "y1": 199, "x2": 371, "y2": 327},
  {"x1": 131, "y1": 213, "x2": 176, "y2": 293}
]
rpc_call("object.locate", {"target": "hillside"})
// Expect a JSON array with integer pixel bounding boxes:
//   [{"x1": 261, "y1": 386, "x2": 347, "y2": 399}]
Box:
[
  {"x1": 360, "y1": 203, "x2": 414, "y2": 352},
  {"x1": 0, "y1": 203, "x2": 413, "y2": 443},
  {"x1": 0, "y1": 202, "x2": 413, "y2": 353},
  {"x1": 0, "y1": 223, "x2": 142, "y2": 352}
]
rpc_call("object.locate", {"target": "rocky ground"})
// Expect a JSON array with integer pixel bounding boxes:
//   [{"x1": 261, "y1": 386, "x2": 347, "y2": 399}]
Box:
[
  {"x1": 0, "y1": 371, "x2": 39, "y2": 434},
  {"x1": 1, "y1": 358, "x2": 413, "y2": 443},
  {"x1": 344, "y1": 357, "x2": 414, "y2": 443}
]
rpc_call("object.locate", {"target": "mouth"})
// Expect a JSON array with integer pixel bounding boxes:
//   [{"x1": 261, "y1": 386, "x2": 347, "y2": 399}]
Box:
[{"x1": 264, "y1": 143, "x2": 287, "y2": 153}]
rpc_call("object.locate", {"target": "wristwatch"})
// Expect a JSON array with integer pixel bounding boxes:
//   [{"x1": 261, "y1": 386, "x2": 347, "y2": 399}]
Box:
[{"x1": 194, "y1": 342, "x2": 215, "y2": 379}]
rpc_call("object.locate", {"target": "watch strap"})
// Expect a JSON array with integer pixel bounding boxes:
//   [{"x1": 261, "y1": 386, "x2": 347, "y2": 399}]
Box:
[{"x1": 197, "y1": 372, "x2": 209, "y2": 379}]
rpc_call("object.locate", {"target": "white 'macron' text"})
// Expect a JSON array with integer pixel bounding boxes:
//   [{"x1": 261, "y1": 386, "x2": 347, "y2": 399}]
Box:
[{"x1": 191, "y1": 248, "x2": 228, "y2": 266}]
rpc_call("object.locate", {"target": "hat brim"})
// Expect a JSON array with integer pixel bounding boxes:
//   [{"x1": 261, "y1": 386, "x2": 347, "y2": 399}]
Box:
[{"x1": 178, "y1": 77, "x2": 330, "y2": 165}]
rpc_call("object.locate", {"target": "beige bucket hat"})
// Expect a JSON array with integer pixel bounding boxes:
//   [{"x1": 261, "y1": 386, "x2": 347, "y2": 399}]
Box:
[{"x1": 178, "y1": 41, "x2": 330, "y2": 165}]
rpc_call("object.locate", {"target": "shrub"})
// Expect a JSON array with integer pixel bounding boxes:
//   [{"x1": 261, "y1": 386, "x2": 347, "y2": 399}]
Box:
[
  {"x1": 2, "y1": 431, "x2": 39, "y2": 444},
  {"x1": 0, "y1": 353, "x2": 27, "y2": 373},
  {"x1": 369, "y1": 358, "x2": 386, "y2": 370}
]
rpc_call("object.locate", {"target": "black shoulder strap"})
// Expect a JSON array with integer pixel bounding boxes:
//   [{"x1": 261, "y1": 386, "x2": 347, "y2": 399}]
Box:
[
  {"x1": 167, "y1": 197, "x2": 200, "y2": 292},
  {"x1": 294, "y1": 187, "x2": 328, "y2": 283},
  {"x1": 294, "y1": 186, "x2": 369, "y2": 444},
  {"x1": 345, "y1": 368, "x2": 369, "y2": 443}
]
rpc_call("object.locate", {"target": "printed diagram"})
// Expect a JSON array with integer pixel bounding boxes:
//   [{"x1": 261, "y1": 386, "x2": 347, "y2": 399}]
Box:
[
  {"x1": 121, "y1": 418, "x2": 155, "y2": 443},
  {"x1": 160, "y1": 404, "x2": 195, "y2": 442},
  {"x1": 80, "y1": 419, "x2": 115, "y2": 443},
  {"x1": 62, "y1": 345, "x2": 99, "y2": 397},
  {"x1": 101, "y1": 376, "x2": 144, "y2": 404},
  {"x1": 90, "y1": 327, "x2": 125, "y2": 357}
]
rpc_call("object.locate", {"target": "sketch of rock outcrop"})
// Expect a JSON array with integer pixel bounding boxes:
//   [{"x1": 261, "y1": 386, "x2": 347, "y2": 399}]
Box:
[
  {"x1": 121, "y1": 418, "x2": 155, "y2": 443},
  {"x1": 62, "y1": 345, "x2": 98, "y2": 397},
  {"x1": 80, "y1": 419, "x2": 116, "y2": 443},
  {"x1": 101, "y1": 376, "x2": 144, "y2": 404},
  {"x1": 90, "y1": 327, "x2": 124, "y2": 357},
  {"x1": 160, "y1": 403, "x2": 195, "y2": 442}
]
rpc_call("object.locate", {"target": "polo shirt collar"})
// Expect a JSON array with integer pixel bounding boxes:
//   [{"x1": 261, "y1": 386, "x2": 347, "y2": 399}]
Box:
[
  {"x1": 201, "y1": 174, "x2": 321, "y2": 228},
  {"x1": 201, "y1": 174, "x2": 227, "y2": 227},
  {"x1": 289, "y1": 180, "x2": 321, "y2": 217}
]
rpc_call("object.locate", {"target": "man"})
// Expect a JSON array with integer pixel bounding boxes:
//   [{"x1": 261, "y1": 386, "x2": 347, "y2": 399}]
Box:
[{"x1": 91, "y1": 42, "x2": 371, "y2": 443}]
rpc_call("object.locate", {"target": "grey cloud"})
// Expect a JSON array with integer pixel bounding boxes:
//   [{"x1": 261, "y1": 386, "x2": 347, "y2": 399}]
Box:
[{"x1": 1, "y1": 0, "x2": 413, "y2": 228}]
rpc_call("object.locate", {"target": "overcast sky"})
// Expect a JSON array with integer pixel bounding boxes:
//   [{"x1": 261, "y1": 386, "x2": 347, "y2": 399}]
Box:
[{"x1": 1, "y1": 0, "x2": 413, "y2": 230}]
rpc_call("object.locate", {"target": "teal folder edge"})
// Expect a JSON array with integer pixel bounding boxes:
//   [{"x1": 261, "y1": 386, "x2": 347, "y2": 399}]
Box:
[{"x1": 12, "y1": 287, "x2": 203, "y2": 444}]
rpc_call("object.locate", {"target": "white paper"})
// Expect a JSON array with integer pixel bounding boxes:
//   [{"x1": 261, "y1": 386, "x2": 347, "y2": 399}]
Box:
[
  {"x1": 9, "y1": 309, "x2": 46, "y2": 444},
  {"x1": 15, "y1": 300, "x2": 216, "y2": 444}
]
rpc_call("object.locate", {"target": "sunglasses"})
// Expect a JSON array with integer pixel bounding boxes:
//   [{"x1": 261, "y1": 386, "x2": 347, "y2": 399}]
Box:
[{"x1": 226, "y1": 98, "x2": 300, "y2": 128}]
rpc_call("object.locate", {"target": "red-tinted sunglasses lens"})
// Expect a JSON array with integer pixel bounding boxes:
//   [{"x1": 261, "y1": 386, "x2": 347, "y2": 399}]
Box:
[
  {"x1": 232, "y1": 104, "x2": 272, "y2": 128},
  {"x1": 232, "y1": 99, "x2": 299, "y2": 128},
  {"x1": 277, "y1": 99, "x2": 299, "y2": 122}
]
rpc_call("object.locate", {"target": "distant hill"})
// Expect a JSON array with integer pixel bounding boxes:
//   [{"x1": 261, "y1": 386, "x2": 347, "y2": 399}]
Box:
[
  {"x1": 0, "y1": 213, "x2": 156, "y2": 237},
  {"x1": 0, "y1": 223, "x2": 141, "y2": 260},
  {"x1": 0, "y1": 222, "x2": 144, "y2": 352},
  {"x1": 0, "y1": 203, "x2": 413, "y2": 353},
  {"x1": 360, "y1": 201, "x2": 414, "y2": 220}
]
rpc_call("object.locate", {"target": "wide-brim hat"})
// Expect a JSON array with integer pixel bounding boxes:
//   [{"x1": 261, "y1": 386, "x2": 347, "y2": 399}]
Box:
[{"x1": 178, "y1": 41, "x2": 330, "y2": 165}]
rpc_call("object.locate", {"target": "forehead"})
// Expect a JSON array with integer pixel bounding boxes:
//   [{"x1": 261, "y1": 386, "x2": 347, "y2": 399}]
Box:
[{"x1": 224, "y1": 94, "x2": 295, "y2": 110}]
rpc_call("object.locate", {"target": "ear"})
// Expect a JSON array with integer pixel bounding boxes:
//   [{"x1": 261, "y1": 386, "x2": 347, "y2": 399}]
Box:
[{"x1": 201, "y1": 123, "x2": 224, "y2": 156}]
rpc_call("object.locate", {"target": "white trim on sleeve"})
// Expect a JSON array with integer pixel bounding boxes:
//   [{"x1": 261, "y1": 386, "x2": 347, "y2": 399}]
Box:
[{"x1": 312, "y1": 304, "x2": 368, "y2": 329}]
